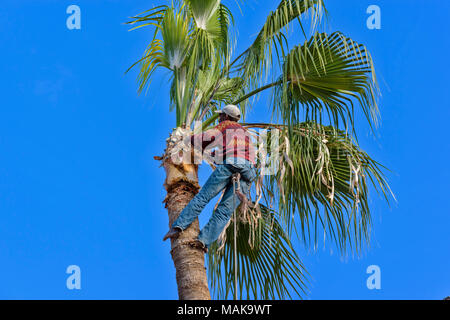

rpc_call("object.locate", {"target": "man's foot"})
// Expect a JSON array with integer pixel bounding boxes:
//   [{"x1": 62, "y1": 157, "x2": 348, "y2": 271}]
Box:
[
  {"x1": 163, "y1": 227, "x2": 182, "y2": 241},
  {"x1": 187, "y1": 239, "x2": 208, "y2": 253}
]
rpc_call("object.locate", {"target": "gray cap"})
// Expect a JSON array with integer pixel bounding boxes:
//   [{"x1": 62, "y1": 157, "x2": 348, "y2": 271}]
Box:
[{"x1": 215, "y1": 104, "x2": 241, "y2": 119}]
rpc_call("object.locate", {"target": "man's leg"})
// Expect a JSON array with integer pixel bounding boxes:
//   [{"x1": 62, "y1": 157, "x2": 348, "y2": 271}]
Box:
[
  {"x1": 170, "y1": 164, "x2": 234, "y2": 232},
  {"x1": 197, "y1": 175, "x2": 251, "y2": 248}
]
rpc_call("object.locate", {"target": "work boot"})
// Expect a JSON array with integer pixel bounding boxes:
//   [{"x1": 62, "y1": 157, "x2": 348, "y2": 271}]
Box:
[{"x1": 163, "y1": 227, "x2": 182, "y2": 241}]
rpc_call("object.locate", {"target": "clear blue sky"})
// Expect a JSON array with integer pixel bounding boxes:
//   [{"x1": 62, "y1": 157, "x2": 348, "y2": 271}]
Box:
[{"x1": 0, "y1": 0, "x2": 449, "y2": 299}]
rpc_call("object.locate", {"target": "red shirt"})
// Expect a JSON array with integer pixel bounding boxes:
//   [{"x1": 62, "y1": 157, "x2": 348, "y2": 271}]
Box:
[{"x1": 191, "y1": 120, "x2": 256, "y2": 165}]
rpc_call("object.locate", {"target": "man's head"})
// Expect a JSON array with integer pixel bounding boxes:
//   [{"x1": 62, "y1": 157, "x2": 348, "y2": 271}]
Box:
[{"x1": 216, "y1": 104, "x2": 241, "y2": 123}]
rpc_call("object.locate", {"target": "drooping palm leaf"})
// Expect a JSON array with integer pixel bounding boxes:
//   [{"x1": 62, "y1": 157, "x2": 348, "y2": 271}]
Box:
[
  {"x1": 127, "y1": 2, "x2": 234, "y2": 127},
  {"x1": 185, "y1": 0, "x2": 232, "y2": 69},
  {"x1": 234, "y1": 0, "x2": 325, "y2": 90},
  {"x1": 187, "y1": 0, "x2": 221, "y2": 32},
  {"x1": 208, "y1": 203, "x2": 309, "y2": 300},
  {"x1": 244, "y1": 121, "x2": 394, "y2": 254}
]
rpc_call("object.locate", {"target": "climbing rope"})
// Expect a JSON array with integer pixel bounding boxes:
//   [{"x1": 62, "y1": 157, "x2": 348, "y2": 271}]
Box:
[{"x1": 231, "y1": 172, "x2": 241, "y2": 301}]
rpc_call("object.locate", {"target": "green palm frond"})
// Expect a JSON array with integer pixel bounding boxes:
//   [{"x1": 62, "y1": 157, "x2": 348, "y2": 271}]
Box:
[
  {"x1": 190, "y1": 71, "x2": 245, "y2": 123},
  {"x1": 128, "y1": 2, "x2": 235, "y2": 126},
  {"x1": 244, "y1": 121, "x2": 394, "y2": 254},
  {"x1": 184, "y1": 64, "x2": 222, "y2": 124},
  {"x1": 127, "y1": 7, "x2": 191, "y2": 95},
  {"x1": 208, "y1": 203, "x2": 308, "y2": 300},
  {"x1": 234, "y1": 0, "x2": 325, "y2": 90},
  {"x1": 214, "y1": 77, "x2": 244, "y2": 104},
  {"x1": 160, "y1": 9, "x2": 191, "y2": 70},
  {"x1": 186, "y1": 0, "x2": 232, "y2": 68},
  {"x1": 125, "y1": 5, "x2": 168, "y2": 31},
  {"x1": 217, "y1": 3, "x2": 234, "y2": 58},
  {"x1": 187, "y1": 0, "x2": 221, "y2": 32},
  {"x1": 131, "y1": 38, "x2": 164, "y2": 94},
  {"x1": 125, "y1": 6, "x2": 169, "y2": 92},
  {"x1": 274, "y1": 31, "x2": 380, "y2": 133}
]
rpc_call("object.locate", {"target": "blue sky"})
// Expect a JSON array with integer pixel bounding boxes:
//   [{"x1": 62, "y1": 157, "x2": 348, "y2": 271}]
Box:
[{"x1": 0, "y1": 0, "x2": 449, "y2": 299}]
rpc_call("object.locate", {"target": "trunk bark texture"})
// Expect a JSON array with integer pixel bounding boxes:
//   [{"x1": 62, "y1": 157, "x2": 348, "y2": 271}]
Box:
[{"x1": 159, "y1": 129, "x2": 211, "y2": 300}]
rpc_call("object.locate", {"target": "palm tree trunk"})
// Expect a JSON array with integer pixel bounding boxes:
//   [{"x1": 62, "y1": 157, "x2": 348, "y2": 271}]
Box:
[{"x1": 159, "y1": 130, "x2": 211, "y2": 300}]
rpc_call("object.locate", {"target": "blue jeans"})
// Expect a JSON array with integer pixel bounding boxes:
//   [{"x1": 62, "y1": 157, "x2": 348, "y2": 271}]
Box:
[{"x1": 172, "y1": 158, "x2": 256, "y2": 248}]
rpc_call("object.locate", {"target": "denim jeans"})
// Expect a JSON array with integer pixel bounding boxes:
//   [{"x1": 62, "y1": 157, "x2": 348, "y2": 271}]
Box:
[{"x1": 172, "y1": 158, "x2": 256, "y2": 248}]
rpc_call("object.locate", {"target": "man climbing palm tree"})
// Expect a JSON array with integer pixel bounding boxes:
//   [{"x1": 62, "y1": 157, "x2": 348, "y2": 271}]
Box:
[
  {"x1": 129, "y1": 0, "x2": 394, "y2": 299},
  {"x1": 163, "y1": 104, "x2": 256, "y2": 252}
]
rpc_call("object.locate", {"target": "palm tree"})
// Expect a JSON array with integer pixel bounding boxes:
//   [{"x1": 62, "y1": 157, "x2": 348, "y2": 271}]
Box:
[{"x1": 126, "y1": 0, "x2": 394, "y2": 300}]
